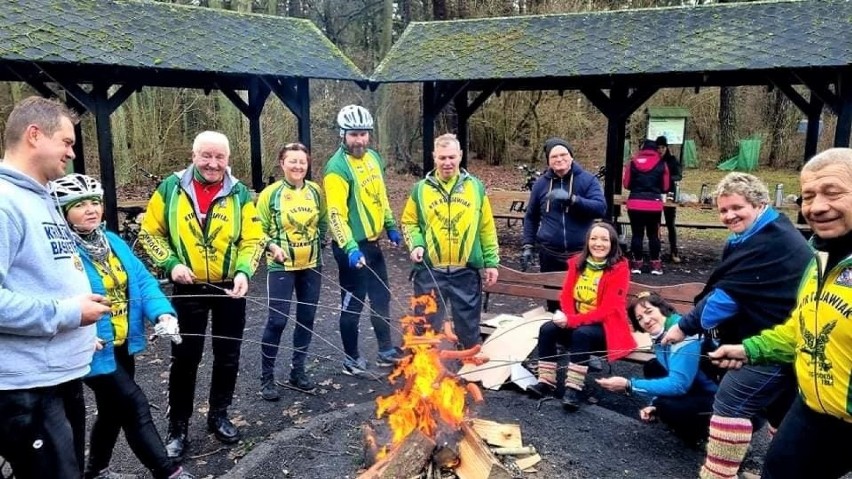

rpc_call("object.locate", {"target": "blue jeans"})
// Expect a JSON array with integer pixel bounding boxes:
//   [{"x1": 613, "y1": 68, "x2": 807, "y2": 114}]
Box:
[
  {"x1": 762, "y1": 396, "x2": 852, "y2": 479},
  {"x1": 537, "y1": 322, "x2": 605, "y2": 365},
  {"x1": 412, "y1": 267, "x2": 482, "y2": 348},
  {"x1": 332, "y1": 241, "x2": 393, "y2": 360},
  {"x1": 261, "y1": 268, "x2": 322, "y2": 378},
  {"x1": 712, "y1": 363, "x2": 796, "y2": 426},
  {"x1": 0, "y1": 380, "x2": 86, "y2": 479}
]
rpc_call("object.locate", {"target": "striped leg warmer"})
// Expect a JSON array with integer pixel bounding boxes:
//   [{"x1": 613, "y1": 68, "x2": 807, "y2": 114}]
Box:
[
  {"x1": 565, "y1": 362, "x2": 588, "y2": 391},
  {"x1": 537, "y1": 360, "x2": 557, "y2": 386},
  {"x1": 699, "y1": 415, "x2": 752, "y2": 479}
]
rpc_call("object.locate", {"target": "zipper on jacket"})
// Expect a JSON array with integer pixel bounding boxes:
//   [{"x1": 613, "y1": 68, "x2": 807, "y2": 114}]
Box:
[{"x1": 560, "y1": 178, "x2": 567, "y2": 251}]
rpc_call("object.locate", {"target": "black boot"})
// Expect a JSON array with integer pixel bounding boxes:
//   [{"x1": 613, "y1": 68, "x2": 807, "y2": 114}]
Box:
[
  {"x1": 165, "y1": 420, "x2": 189, "y2": 459},
  {"x1": 207, "y1": 411, "x2": 240, "y2": 444},
  {"x1": 260, "y1": 377, "x2": 280, "y2": 401},
  {"x1": 288, "y1": 368, "x2": 317, "y2": 392},
  {"x1": 526, "y1": 382, "x2": 556, "y2": 399},
  {"x1": 562, "y1": 388, "x2": 583, "y2": 412}
]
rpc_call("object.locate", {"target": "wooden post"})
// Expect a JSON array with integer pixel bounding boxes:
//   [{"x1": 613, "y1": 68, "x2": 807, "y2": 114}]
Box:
[
  {"x1": 247, "y1": 80, "x2": 270, "y2": 192},
  {"x1": 454, "y1": 90, "x2": 470, "y2": 168},
  {"x1": 423, "y1": 81, "x2": 436, "y2": 175},
  {"x1": 804, "y1": 93, "x2": 824, "y2": 162},
  {"x1": 834, "y1": 71, "x2": 852, "y2": 148},
  {"x1": 91, "y1": 84, "x2": 119, "y2": 231},
  {"x1": 604, "y1": 87, "x2": 628, "y2": 222},
  {"x1": 296, "y1": 78, "x2": 312, "y2": 178}
]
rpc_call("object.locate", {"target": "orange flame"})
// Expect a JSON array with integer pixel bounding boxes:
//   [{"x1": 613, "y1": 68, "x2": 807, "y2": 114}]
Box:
[{"x1": 374, "y1": 292, "x2": 473, "y2": 458}]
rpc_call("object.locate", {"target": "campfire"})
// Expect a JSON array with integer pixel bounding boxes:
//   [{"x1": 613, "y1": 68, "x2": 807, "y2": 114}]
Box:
[{"x1": 358, "y1": 294, "x2": 540, "y2": 479}]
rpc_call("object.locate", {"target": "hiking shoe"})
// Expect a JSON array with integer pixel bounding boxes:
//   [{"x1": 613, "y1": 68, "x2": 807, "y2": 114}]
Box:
[
  {"x1": 343, "y1": 357, "x2": 368, "y2": 376},
  {"x1": 630, "y1": 260, "x2": 643, "y2": 274},
  {"x1": 376, "y1": 347, "x2": 406, "y2": 367},
  {"x1": 288, "y1": 369, "x2": 317, "y2": 392},
  {"x1": 260, "y1": 377, "x2": 280, "y2": 401},
  {"x1": 562, "y1": 388, "x2": 583, "y2": 412},
  {"x1": 650, "y1": 260, "x2": 664, "y2": 275},
  {"x1": 526, "y1": 382, "x2": 556, "y2": 399}
]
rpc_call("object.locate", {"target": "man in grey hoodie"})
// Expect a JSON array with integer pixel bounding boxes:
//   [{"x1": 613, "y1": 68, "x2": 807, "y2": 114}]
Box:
[{"x1": 0, "y1": 96, "x2": 111, "y2": 478}]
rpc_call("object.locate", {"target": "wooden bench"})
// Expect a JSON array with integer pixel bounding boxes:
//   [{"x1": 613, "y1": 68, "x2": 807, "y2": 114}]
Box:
[
  {"x1": 481, "y1": 265, "x2": 705, "y2": 364},
  {"x1": 487, "y1": 190, "x2": 529, "y2": 227}
]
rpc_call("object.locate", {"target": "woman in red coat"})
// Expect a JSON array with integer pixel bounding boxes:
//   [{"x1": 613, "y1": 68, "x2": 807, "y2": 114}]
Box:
[{"x1": 527, "y1": 222, "x2": 636, "y2": 411}]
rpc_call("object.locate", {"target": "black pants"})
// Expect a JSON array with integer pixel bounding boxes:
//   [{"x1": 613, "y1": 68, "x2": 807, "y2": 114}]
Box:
[
  {"x1": 412, "y1": 267, "x2": 482, "y2": 348},
  {"x1": 663, "y1": 205, "x2": 678, "y2": 256},
  {"x1": 537, "y1": 322, "x2": 605, "y2": 365},
  {"x1": 84, "y1": 344, "x2": 176, "y2": 479},
  {"x1": 332, "y1": 241, "x2": 393, "y2": 360},
  {"x1": 627, "y1": 209, "x2": 662, "y2": 261},
  {"x1": 261, "y1": 268, "x2": 322, "y2": 379},
  {"x1": 762, "y1": 396, "x2": 852, "y2": 479},
  {"x1": 644, "y1": 359, "x2": 714, "y2": 445},
  {"x1": 0, "y1": 379, "x2": 85, "y2": 479},
  {"x1": 538, "y1": 247, "x2": 575, "y2": 312},
  {"x1": 169, "y1": 282, "x2": 246, "y2": 423}
]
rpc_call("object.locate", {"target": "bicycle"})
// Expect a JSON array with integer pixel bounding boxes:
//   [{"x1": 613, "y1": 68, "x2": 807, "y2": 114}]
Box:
[
  {"x1": 117, "y1": 166, "x2": 168, "y2": 285},
  {"x1": 517, "y1": 163, "x2": 542, "y2": 191}
]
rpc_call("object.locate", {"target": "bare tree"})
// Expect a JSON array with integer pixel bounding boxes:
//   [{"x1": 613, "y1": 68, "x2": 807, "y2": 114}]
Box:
[{"x1": 433, "y1": 0, "x2": 447, "y2": 20}]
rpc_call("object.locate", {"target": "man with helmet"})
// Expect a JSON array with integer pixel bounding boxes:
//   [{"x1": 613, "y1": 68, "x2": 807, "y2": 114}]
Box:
[
  {"x1": 324, "y1": 105, "x2": 404, "y2": 376},
  {"x1": 0, "y1": 97, "x2": 111, "y2": 478},
  {"x1": 139, "y1": 131, "x2": 265, "y2": 458}
]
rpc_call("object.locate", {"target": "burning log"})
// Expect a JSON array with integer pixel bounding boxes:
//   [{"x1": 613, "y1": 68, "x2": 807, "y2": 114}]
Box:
[
  {"x1": 455, "y1": 422, "x2": 513, "y2": 479},
  {"x1": 361, "y1": 423, "x2": 380, "y2": 468},
  {"x1": 358, "y1": 429, "x2": 436, "y2": 479},
  {"x1": 432, "y1": 430, "x2": 462, "y2": 469}
]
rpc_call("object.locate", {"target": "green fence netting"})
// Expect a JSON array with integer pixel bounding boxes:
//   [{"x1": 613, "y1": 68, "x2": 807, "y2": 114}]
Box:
[
  {"x1": 682, "y1": 140, "x2": 698, "y2": 168},
  {"x1": 717, "y1": 138, "x2": 761, "y2": 172}
]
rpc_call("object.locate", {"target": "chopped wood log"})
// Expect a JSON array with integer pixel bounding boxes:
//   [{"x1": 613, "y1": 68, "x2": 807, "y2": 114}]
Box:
[
  {"x1": 433, "y1": 430, "x2": 462, "y2": 468},
  {"x1": 362, "y1": 423, "x2": 380, "y2": 468},
  {"x1": 491, "y1": 446, "x2": 536, "y2": 456},
  {"x1": 470, "y1": 419, "x2": 523, "y2": 448},
  {"x1": 455, "y1": 422, "x2": 513, "y2": 479},
  {"x1": 514, "y1": 453, "x2": 542, "y2": 470},
  {"x1": 358, "y1": 429, "x2": 437, "y2": 479}
]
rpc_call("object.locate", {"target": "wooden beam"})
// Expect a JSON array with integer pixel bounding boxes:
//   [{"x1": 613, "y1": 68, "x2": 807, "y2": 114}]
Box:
[
  {"x1": 456, "y1": 422, "x2": 513, "y2": 479},
  {"x1": 603, "y1": 87, "x2": 628, "y2": 222},
  {"x1": 467, "y1": 83, "x2": 501, "y2": 117},
  {"x1": 91, "y1": 83, "x2": 120, "y2": 231},
  {"x1": 423, "y1": 81, "x2": 436, "y2": 175},
  {"x1": 266, "y1": 77, "x2": 301, "y2": 117},
  {"x1": 455, "y1": 91, "x2": 470, "y2": 168},
  {"x1": 434, "y1": 80, "x2": 470, "y2": 112},
  {"x1": 247, "y1": 79, "x2": 271, "y2": 192},
  {"x1": 834, "y1": 71, "x2": 852, "y2": 148},
  {"x1": 772, "y1": 80, "x2": 811, "y2": 114},
  {"x1": 295, "y1": 77, "x2": 312, "y2": 155},
  {"x1": 580, "y1": 87, "x2": 612, "y2": 117},
  {"x1": 220, "y1": 88, "x2": 250, "y2": 117},
  {"x1": 804, "y1": 93, "x2": 824, "y2": 162},
  {"x1": 621, "y1": 87, "x2": 658, "y2": 120},
  {"x1": 798, "y1": 74, "x2": 840, "y2": 115}
]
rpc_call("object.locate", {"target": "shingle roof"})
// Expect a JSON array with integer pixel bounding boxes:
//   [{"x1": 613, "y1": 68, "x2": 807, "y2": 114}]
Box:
[
  {"x1": 371, "y1": 0, "x2": 852, "y2": 83},
  {"x1": 0, "y1": 0, "x2": 365, "y2": 82}
]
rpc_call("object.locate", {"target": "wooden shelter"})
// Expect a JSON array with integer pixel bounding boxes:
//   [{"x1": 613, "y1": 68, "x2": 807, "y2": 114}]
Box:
[
  {"x1": 371, "y1": 0, "x2": 852, "y2": 219},
  {"x1": 0, "y1": 0, "x2": 366, "y2": 229}
]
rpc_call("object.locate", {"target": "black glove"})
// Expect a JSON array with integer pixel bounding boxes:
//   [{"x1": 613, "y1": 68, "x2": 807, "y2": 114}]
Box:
[{"x1": 520, "y1": 245, "x2": 534, "y2": 272}]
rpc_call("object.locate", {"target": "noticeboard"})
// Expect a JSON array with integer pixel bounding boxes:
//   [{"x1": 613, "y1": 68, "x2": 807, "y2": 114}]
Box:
[{"x1": 647, "y1": 117, "x2": 686, "y2": 145}]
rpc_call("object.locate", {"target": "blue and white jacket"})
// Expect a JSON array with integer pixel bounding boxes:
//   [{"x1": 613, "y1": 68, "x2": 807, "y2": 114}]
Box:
[{"x1": 78, "y1": 230, "x2": 175, "y2": 377}]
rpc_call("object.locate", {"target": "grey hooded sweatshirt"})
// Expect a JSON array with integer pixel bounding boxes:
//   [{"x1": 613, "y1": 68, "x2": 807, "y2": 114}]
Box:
[{"x1": 0, "y1": 164, "x2": 95, "y2": 390}]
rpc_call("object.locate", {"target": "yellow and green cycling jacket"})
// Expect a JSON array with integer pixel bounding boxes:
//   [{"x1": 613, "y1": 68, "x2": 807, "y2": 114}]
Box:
[
  {"x1": 139, "y1": 168, "x2": 265, "y2": 283},
  {"x1": 323, "y1": 147, "x2": 396, "y2": 254},
  {"x1": 256, "y1": 179, "x2": 327, "y2": 272},
  {"x1": 744, "y1": 253, "x2": 852, "y2": 422},
  {"x1": 401, "y1": 170, "x2": 499, "y2": 269}
]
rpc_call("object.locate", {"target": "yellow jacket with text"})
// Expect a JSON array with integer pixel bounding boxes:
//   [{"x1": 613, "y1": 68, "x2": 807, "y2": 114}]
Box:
[
  {"x1": 139, "y1": 168, "x2": 265, "y2": 283},
  {"x1": 256, "y1": 179, "x2": 327, "y2": 271},
  {"x1": 401, "y1": 170, "x2": 499, "y2": 269},
  {"x1": 744, "y1": 252, "x2": 852, "y2": 422}
]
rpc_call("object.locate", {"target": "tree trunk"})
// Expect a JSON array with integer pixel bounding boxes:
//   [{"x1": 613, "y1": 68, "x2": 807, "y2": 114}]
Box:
[
  {"x1": 208, "y1": 0, "x2": 224, "y2": 8},
  {"x1": 718, "y1": 86, "x2": 738, "y2": 162},
  {"x1": 457, "y1": 0, "x2": 469, "y2": 19},
  {"x1": 266, "y1": 0, "x2": 277, "y2": 15},
  {"x1": 287, "y1": 0, "x2": 302, "y2": 18},
  {"x1": 381, "y1": 0, "x2": 394, "y2": 56},
  {"x1": 234, "y1": 0, "x2": 252, "y2": 13},
  {"x1": 433, "y1": 0, "x2": 447, "y2": 20},
  {"x1": 767, "y1": 89, "x2": 790, "y2": 168},
  {"x1": 401, "y1": 0, "x2": 412, "y2": 25}
]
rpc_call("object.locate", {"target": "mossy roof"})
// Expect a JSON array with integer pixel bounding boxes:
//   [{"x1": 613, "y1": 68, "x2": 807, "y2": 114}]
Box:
[
  {"x1": 372, "y1": 0, "x2": 852, "y2": 83},
  {"x1": 0, "y1": 0, "x2": 365, "y2": 82}
]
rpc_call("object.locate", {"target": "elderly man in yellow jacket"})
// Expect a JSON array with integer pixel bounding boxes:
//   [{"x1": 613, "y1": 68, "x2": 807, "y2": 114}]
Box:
[
  {"x1": 140, "y1": 131, "x2": 265, "y2": 458},
  {"x1": 401, "y1": 133, "x2": 500, "y2": 348},
  {"x1": 711, "y1": 148, "x2": 852, "y2": 479}
]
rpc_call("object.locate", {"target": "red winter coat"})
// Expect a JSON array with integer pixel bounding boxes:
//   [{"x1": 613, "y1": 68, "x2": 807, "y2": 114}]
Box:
[{"x1": 559, "y1": 257, "x2": 636, "y2": 361}]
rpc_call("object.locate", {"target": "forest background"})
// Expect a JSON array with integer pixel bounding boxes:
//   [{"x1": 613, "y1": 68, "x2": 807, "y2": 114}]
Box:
[{"x1": 0, "y1": 0, "x2": 840, "y2": 185}]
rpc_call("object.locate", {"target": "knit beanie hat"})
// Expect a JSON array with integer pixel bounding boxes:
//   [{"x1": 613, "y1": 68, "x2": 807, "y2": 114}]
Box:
[
  {"x1": 543, "y1": 137, "x2": 574, "y2": 161},
  {"x1": 641, "y1": 139, "x2": 658, "y2": 151},
  {"x1": 655, "y1": 136, "x2": 668, "y2": 147}
]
